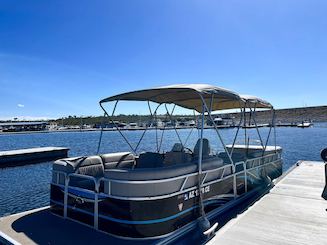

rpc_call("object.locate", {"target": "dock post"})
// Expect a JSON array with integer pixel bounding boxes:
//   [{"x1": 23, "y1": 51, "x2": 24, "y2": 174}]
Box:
[
  {"x1": 321, "y1": 148, "x2": 327, "y2": 200},
  {"x1": 322, "y1": 163, "x2": 327, "y2": 199}
]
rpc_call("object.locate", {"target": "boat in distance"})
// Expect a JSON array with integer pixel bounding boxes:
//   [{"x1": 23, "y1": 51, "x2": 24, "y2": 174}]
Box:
[
  {"x1": 297, "y1": 121, "x2": 312, "y2": 128},
  {"x1": 50, "y1": 84, "x2": 283, "y2": 239}
]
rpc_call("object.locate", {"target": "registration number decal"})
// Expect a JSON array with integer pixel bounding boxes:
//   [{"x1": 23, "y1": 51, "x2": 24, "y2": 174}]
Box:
[{"x1": 184, "y1": 185, "x2": 210, "y2": 201}]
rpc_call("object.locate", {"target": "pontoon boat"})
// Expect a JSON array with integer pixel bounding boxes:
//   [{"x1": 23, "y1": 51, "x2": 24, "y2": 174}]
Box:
[{"x1": 50, "y1": 84, "x2": 283, "y2": 239}]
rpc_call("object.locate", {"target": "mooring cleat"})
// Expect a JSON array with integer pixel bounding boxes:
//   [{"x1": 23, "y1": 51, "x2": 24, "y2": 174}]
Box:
[{"x1": 203, "y1": 222, "x2": 218, "y2": 236}]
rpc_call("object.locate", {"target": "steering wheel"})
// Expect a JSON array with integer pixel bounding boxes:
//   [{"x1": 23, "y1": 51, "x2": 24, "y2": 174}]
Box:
[{"x1": 183, "y1": 147, "x2": 193, "y2": 155}]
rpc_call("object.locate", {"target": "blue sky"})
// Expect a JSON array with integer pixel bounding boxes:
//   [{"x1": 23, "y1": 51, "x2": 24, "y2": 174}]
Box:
[{"x1": 0, "y1": 0, "x2": 326, "y2": 120}]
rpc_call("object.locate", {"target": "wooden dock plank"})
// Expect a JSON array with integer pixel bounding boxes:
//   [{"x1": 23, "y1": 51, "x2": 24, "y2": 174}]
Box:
[{"x1": 209, "y1": 161, "x2": 327, "y2": 245}]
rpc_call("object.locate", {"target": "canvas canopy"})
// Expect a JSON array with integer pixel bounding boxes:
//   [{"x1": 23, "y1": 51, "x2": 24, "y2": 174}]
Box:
[
  {"x1": 240, "y1": 94, "x2": 273, "y2": 109},
  {"x1": 100, "y1": 84, "x2": 273, "y2": 112}
]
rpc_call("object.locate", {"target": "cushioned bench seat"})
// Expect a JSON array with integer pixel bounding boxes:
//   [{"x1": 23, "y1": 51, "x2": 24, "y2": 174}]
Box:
[
  {"x1": 53, "y1": 155, "x2": 104, "y2": 177},
  {"x1": 102, "y1": 157, "x2": 226, "y2": 197},
  {"x1": 104, "y1": 156, "x2": 224, "y2": 181},
  {"x1": 101, "y1": 152, "x2": 135, "y2": 169}
]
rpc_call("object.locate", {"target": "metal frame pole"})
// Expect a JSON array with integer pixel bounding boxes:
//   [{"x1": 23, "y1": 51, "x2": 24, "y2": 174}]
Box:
[
  {"x1": 273, "y1": 109, "x2": 277, "y2": 153},
  {"x1": 96, "y1": 113, "x2": 106, "y2": 154},
  {"x1": 249, "y1": 105, "x2": 265, "y2": 149},
  {"x1": 263, "y1": 107, "x2": 275, "y2": 155},
  {"x1": 199, "y1": 94, "x2": 237, "y2": 198},
  {"x1": 197, "y1": 102, "x2": 206, "y2": 218},
  {"x1": 100, "y1": 101, "x2": 137, "y2": 154},
  {"x1": 199, "y1": 95, "x2": 234, "y2": 165},
  {"x1": 63, "y1": 176, "x2": 68, "y2": 218},
  {"x1": 165, "y1": 104, "x2": 184, "y2": 147},
  {"x1": 230, "y1": 105, "x2": 244, "y2": 156}
]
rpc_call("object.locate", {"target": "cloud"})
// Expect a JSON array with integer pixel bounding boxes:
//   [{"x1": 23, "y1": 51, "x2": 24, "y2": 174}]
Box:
[
  {"x1": 17, "y1": 104, "x2": 25, "y2": 108},
  {"x1": 0, "y1": 116, "x2": 54, "y2": 121}
]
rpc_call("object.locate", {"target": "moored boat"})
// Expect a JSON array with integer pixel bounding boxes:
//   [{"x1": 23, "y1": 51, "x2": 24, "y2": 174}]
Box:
[
  {"x1": 297, "y1": 121, "x2": 312, "y2": 128},
  {"x1": 50, "y1": 84, "x2": 283, "y2": 239}
]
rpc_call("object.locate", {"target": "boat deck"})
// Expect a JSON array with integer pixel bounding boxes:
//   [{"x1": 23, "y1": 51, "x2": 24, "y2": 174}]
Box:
[
  {"x1": 0, "y1": 207, "x2": 144, "y2": 245},
  {"x1": 208, "y1": 161, "x2": 327, "y2": 245}
]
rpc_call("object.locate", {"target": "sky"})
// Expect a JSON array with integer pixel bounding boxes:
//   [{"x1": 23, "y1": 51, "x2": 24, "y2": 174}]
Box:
[{"x1": 0, "y1": 0, "x2": 326, "y2": 120}]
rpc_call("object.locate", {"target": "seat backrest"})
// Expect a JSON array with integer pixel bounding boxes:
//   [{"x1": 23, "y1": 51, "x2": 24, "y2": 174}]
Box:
[
  {"x1": 53, "y1": 155, "x2": 104, "y2": 178},
  {"x1": 76, "y1": 156, "x2": 104, "y2": 178},
  {"x1": 163, "y1": 151, "x2": 192, "y2": 166},
  {"x1": 171, "y1": 143, "x2": 183, "y2": 152},
  {"x1": 53, "y1": 156, "x2": 86, "y2": 174},
  {"x1": 137, "y1": 152, "x2": 164, "y2": 168},
  {"x1": 101, "y1": 152, "x2": 135, "y2": 169},
  {"x1": 194, "y1": 138, "x2": 211, "y2": 158}
]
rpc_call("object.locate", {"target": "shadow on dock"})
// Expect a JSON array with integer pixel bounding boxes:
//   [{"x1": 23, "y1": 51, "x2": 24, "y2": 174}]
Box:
[
  {"x1": 10, "y1": 208, "x2": 141, "y2": 245},
  {"x1": 4, "y1": 184, "x2": 276, "y2": 245}
]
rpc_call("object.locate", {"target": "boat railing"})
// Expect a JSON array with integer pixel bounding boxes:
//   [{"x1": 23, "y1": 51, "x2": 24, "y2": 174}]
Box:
[
  {"x1": 99, "y1": 162, "x2": 235, "y2": 200},
  {"x1": 51, "y1": 152, "x2": 281, "y2": 230},
  {"x1": 52, "y1": 152, "x2": 281, "y2": 199},
  {"x1": 245, "y1": 152, "x2": 281, "y2": 170}
]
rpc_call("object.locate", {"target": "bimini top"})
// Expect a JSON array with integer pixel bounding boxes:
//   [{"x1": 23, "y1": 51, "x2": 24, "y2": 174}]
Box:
[
  {"x1": 100, "y1": 84, "x2": 272, "y2": 112},
  {"x1": 240, "y1": 95, "x2": 273, "y2": 109}
]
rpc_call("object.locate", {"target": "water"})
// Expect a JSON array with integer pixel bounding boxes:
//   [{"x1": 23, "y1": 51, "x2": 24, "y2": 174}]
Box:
[{"x1": 1, "y1": 124, "x2": 327, "y2": 217}]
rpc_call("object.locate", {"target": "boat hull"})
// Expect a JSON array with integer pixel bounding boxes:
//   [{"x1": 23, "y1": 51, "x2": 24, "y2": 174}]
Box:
[{"x1": 50, "y1": 158, "x2": 282, "y2": 238}]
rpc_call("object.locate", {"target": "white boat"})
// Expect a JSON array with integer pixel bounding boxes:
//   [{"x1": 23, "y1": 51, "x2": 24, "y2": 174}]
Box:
[
  {"x1": 50, "y1": 84, "x2": 283, "y2": 239},
  {"x1": 297, "y1": 122, "x2": 312, "y2": 128}
]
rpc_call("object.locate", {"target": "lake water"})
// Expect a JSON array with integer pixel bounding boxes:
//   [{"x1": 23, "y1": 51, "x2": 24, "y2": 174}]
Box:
[{"x1": 1, "y1": 124, "x2": 327, "y2": 217}]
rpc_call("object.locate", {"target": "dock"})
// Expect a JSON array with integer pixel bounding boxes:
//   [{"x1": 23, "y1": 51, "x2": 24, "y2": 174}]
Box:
[
  {"x1": 208, "y1": 161, "x2": 327, "y2": 245},
  {"x1": 0, "y1": 147, "x2": 69, "y2": 168}
]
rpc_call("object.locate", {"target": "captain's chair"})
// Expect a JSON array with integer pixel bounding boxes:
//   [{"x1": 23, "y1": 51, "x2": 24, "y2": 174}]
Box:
[
  {"x1": 193, "y1": 138, "x2": 211, "y2": 159},
  {"x1": 163, "y1": 143, "x2": 192, "y2": 166}
]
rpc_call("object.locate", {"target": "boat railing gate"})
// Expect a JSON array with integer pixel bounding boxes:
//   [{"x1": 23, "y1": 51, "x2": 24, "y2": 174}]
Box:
[{"x1": 51, "y1": 152, "x2": 281, "y2": 231}]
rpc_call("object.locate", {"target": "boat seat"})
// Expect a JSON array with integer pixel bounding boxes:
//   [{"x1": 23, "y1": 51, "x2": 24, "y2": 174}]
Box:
[
  {"x1": 193, "y1": 138, "x2": 211, "y2": 158},
  {"x1": 53, "y1": 156, "x2": 85, "y2": 174},
  {"x1": 104, "y1": 158, "x2": 223, "y2": 181},
  {"x1": 53, "y1": 155, "x2": 104, "y2": 178},
  {"x1": 171, "y1": 143, "x2": 183, "y2": 152},
  {"x1": 136, "y1": 152, "x2": 164, "y2": 168},
  {"x1": 163, "y1": 143, "x2": 192, "y2": 166},
  {"x1": 76, "y1": 156, "x2": 104, "y2": 178},
  {"x1": 101, "y1": 152, "x2": 135, "y2": 169},
  {"x1": 103, "y1": 159, "x2": 224, "y2": 197},
  {"x1": 105, "y1": 162, "x2": 196, "y2": 181}
]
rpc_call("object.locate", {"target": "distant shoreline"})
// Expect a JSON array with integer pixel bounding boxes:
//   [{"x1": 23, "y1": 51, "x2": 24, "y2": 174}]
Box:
[
  {"x1": 1, "y1": 122, "x2": 326, "y2": 136},
  {"x1": 1, "y1": 105, "x2": 326, "y2": 136}
]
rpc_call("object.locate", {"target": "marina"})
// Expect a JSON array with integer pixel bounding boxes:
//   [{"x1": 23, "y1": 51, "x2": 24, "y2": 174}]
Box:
[
  {"x1": 1, "y1": 2, "x2": 327, "y2": 244},
  {"x1": 0, "y1": 84, "x2": 326, "y2": 244}
]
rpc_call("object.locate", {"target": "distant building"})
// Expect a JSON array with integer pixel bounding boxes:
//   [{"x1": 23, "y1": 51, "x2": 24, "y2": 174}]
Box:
[
  {"x1": 0, "y1": 122, "x2": 48, "y2": 132},
  {"x1": 94, "y1": 121, "x2": 127, "y2": 128}
]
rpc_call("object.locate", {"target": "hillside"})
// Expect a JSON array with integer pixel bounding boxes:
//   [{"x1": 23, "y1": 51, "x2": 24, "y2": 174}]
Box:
[
  {"x1": 220, "y1": 105, "x2": 327, "y2": 124},
  {"x1": 48, "y1": 105, "x2": 327, "y2": 126}
]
